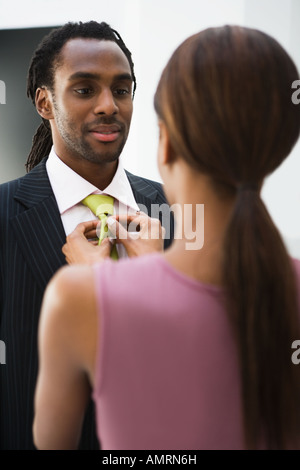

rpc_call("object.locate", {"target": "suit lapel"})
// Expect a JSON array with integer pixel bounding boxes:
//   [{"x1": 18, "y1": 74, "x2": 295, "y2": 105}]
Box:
[
  {"x1": 11, "y1": 159, "x2": 66, "y2": 292},
  {"x1": 125, "y1": 170, "x2": 158, "y2": 211},
  {"x1": 126, "y1": 170, "x2": 174, "y2": 249}
]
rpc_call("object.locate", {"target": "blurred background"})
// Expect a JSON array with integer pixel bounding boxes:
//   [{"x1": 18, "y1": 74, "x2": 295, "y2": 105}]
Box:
[{"x1": 0, "y1": 0, "x2": 300, "y2": 256}]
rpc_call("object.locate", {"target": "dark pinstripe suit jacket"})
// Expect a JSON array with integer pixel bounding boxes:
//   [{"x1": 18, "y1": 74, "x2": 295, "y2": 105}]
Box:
[{"x1": 0, "y1": 157, "x2": 173, "y2": 450}]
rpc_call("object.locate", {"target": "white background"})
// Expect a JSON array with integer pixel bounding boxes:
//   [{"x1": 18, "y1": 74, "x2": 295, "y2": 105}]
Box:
[{"x1": 1, "y1": 0, "x2": 300, "y2": 256}]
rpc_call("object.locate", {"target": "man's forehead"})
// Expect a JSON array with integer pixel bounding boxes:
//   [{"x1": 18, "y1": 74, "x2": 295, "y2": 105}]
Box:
[{"x1": 56, "y1": 38, "x2": 131, "y2": 74}]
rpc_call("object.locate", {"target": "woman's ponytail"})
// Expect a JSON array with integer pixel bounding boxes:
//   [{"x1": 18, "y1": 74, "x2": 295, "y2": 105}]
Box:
[{"x1": 223, "y1": 188, "x2": 300, "y2": 449}]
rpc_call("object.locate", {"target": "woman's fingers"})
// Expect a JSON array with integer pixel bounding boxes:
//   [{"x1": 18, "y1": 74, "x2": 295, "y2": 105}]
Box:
[{"x1": 107, "y1": 215, "x2": 164, "y2": 257}]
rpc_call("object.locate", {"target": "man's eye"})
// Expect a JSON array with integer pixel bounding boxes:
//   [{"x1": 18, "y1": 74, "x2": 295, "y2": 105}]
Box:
[
  {"x1": 75, "y1": 88, "x2": 92, "y2": 95},
  {"x1": 114, "y1": 89, "x2": 130, "y2": 96}
]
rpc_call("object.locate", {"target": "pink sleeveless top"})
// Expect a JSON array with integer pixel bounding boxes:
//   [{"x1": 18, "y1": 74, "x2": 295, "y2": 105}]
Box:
[{"x1": 92, "y1": 254, "x2": 300, "y2": 450}]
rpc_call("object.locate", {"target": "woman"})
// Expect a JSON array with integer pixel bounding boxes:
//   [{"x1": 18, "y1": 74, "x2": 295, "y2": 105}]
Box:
[{"x1": 33, "y1": 25, "x2": 300, "y2": 450}]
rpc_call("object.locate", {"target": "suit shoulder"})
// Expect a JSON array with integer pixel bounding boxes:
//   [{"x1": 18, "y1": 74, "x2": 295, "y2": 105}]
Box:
[
  {"x1": 0, "y1": 175, "x2": 23, "y2": 196},
  {"x1": 125, "y1": 170, "x2": 162, "y2": 188},
  {"x1": 125, "y1": 170, "x2": 168, "y2": 203}
]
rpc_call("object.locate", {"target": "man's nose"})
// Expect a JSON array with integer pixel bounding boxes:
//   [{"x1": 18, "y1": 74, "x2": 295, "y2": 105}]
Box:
[{"x1": 94, "y1": 89, "x2": 118, "y2": 115}]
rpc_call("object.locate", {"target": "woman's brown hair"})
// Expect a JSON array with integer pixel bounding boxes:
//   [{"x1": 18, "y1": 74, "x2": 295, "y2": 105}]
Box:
[{"x1": 154, "y1": 25, "x2": 300, "y2": 449}]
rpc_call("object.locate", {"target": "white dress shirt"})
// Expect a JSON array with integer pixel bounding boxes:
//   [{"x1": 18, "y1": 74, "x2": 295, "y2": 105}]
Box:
[{"x1": 46, "y1": 147, "x2": 140, "y2": 258}]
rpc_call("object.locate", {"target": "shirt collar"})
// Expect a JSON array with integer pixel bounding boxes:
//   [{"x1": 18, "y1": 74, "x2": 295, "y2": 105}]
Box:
[{"x1": 46, "y1": 147, "x2": 140, "y2": 215}]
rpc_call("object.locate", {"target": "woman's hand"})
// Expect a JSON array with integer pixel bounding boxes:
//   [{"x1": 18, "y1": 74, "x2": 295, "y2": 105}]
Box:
[
  {"x1": 108, "y1": 212, "x2": 165, "y2": 258},
  {"x1": 62, "y1": 220, "x2": 113, "y2": 265}
]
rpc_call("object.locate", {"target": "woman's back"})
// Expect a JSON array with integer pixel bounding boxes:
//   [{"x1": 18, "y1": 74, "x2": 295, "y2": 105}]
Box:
[{"x1": 92, "y1": 254, "x2": 300, "y2": 449}]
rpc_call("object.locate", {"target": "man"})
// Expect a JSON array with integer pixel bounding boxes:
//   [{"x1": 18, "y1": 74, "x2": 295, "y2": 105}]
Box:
[{"x1": 0, "y1": 21, "x2": 173, "y2": 450}]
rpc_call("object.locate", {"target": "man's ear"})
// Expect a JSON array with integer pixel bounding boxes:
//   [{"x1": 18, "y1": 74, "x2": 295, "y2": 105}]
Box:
[
  {"x1": 35, "y1": 87, "x2": 54, "y2": 120},
  {"x1": 158, "y1": 120, "x2": 176, "y2": 166}
]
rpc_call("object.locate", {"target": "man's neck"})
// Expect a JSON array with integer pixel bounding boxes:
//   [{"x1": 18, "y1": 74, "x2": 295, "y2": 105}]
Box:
[
  {"x1": 54, "y1": 153, "x2": 119, "y2": 190},
  {"x1": 65, "y1": 159, "x2": 119, "y2": 190}
]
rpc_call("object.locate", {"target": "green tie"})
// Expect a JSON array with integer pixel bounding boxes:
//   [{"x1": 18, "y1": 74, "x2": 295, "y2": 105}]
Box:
[{"x1": 82, "y1": 194, "x2": 118, "y2": 260}]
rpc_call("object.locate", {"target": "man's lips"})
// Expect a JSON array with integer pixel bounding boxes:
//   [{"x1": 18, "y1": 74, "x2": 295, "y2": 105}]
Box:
[{"x1": 88, "y1": 124, "x2": 121, "y2": 143}]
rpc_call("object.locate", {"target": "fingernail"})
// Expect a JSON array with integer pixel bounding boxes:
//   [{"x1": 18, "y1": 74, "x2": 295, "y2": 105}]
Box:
[{"x1": 107, "y1": 217, "x2": 116, "y2": 226}]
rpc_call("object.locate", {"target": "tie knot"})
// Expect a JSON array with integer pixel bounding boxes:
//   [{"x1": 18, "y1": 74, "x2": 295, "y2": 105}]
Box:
[{"x1": 81, "y1": 194, "x2": 114, "y2": 217}]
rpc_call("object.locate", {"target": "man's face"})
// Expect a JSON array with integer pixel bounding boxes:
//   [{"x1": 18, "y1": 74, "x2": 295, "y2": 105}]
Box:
[{"x1": 48, "y1": 38, "x2": 133, "y2": 166}]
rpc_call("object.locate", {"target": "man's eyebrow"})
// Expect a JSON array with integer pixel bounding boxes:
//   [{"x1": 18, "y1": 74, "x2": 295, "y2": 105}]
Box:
[{"x1": 68, "y1": 72, "x2": 133, "y2": 82}]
